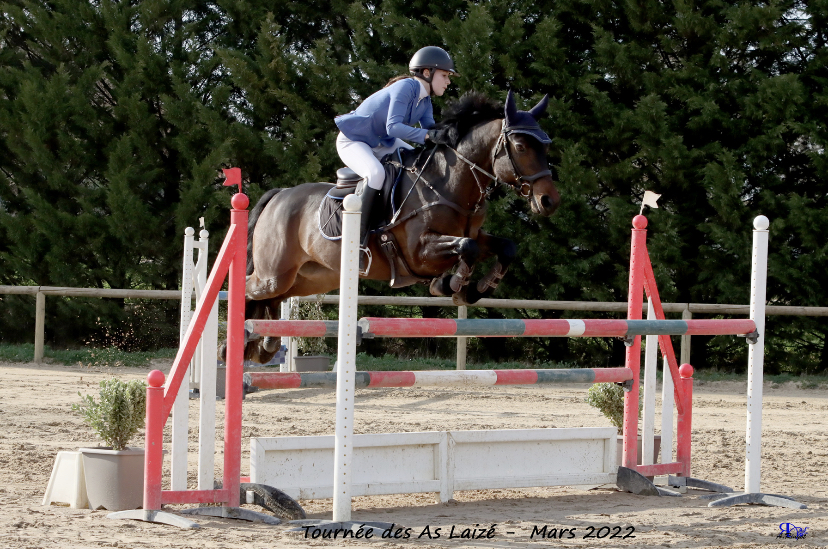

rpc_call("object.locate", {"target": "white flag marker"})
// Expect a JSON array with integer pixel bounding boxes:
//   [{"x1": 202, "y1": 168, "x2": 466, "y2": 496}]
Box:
[{"x1": 639, "y1": 191, "x2": 661, "y2": 215}]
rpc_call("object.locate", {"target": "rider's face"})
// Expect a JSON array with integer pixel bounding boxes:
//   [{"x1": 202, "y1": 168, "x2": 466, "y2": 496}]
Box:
[{"x1": 429, "y1": 69, "x2": 452, "y2": 97}]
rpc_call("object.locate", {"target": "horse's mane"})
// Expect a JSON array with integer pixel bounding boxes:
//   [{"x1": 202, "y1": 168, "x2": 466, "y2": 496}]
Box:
[{"x1": 432, "y1": 92, "x2": 503, "y2": 148}]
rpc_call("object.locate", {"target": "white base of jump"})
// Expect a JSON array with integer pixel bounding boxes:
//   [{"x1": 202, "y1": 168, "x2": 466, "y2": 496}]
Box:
[{"x1": 250, "y1": 427, "x2": 617, "y2": 503}]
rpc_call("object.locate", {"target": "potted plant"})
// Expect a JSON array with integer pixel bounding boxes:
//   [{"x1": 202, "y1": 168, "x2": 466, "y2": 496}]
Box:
[
  {"x1": 586, "y1": 382, "x2": 660, "y2": 468},
  {"x1": 290, "y1": 296, "x2": 331, "y2": 372},
  {"x1": 73, "y1": 378, "x2": 147, "y2": 511}
]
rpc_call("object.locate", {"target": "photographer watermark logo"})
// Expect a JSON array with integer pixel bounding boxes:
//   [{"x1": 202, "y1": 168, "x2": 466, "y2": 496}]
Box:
[{"x1": 777, "y1": 523, "x2": 807, "y2": 540}]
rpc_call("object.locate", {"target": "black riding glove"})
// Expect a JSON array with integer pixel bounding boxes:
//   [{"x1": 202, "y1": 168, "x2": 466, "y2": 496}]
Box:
[{"x1": 426, "y1": 127, "x2": 456, "y2": 146}]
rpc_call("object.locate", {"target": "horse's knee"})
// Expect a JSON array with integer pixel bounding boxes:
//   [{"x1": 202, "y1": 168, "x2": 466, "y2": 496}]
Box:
[
  {"x1": 458, "y1": 238, "x2": 480, "y2": 264},
  {"x1": 499, "y1": 239, "x2": 517, "y2": 263}
]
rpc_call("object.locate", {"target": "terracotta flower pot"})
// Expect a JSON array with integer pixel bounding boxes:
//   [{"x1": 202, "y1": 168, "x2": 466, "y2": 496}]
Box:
[
  {"x1": 79, "y1": 447, "x2": 144, "y2": 511},
  {"x1": 294, "y1": 355, "x2": 330, "y2": 372},
  {"x1": 616, "y1": 435, "x2": 661, "y2": 480}
]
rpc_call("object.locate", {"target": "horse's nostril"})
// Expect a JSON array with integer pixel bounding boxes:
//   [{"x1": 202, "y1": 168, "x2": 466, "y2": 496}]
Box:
[{"x1": 541, "y1": 195, "x2": 553, "y2": 210}]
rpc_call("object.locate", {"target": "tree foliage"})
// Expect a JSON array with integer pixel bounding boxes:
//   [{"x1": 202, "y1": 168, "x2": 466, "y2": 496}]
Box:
[{"x1": 1, "y1": 0, "x2": 826, "y2": 372}]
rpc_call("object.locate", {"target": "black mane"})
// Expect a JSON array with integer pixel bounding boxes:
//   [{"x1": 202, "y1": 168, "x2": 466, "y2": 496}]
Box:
[{"x1": 433, "y1": 92, "x2": 503, "y2": 147}]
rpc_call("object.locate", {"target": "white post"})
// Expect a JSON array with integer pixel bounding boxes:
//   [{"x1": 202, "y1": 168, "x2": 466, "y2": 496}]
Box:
[
  {"x1": 680, "y1": 307, "x2": 692, "y2": 365},
  {"x1": 172, "y1": 227, "x2": 196, "y2": 491},
  {"x1": 287, "y1": 297, "x2": 297, "y2": 371},
  {"x1": 333, "y1": 194, "x2": 361, "y2": 522},
  {"x1": 280, "y1": 300, "x2": 291, "y2": 372},
  {"x1": 642, "y1": 299, "x2": 657, "y2": 466},
  {"x1": 195, "y1": 229, "x2": 217, "y2": 490},
  {"x1": 660, "y1": 355, "x2": 674, "y2": 464},
  {"x1": 745, "y1": 216, "x2": 769, "y2": 494},
  {"x1": 34, "y1": 290, "x2": 45, "y2": 363},
  {"x1": 456, "y1": 306, "x2": 467, "y2": 370}
]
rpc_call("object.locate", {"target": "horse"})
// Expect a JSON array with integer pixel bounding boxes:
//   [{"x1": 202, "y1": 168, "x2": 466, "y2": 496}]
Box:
[{"x1": 242, "y1": 91, "x2": 560, "y2": 363}]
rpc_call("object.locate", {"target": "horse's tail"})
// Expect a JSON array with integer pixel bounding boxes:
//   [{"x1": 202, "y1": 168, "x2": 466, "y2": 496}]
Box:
[{"x1": 247, "y1": 188, "x2": 282, "y2": 276}]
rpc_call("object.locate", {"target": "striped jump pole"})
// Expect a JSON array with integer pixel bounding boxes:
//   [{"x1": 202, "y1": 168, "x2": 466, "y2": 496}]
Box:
[
  {"x1": 247, "y1": 367, "x2": 633, "y2": 391},
  {"x1": 245, "y1": 318, "x2": 756, "y2": 339},
  {"x1": 355, "y1": 318, "x2": 756, "y2": 338}
]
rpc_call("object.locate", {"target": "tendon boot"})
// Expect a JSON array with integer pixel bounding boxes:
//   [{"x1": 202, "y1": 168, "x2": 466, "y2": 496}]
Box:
[{"x1": 358, "y1": 185, "x2": 382, "y2": 274}]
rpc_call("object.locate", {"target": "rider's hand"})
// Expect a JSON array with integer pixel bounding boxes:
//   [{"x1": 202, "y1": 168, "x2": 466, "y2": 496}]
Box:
[{"x1": 427, "y1": 127, "x2": 456, "y2": 146}]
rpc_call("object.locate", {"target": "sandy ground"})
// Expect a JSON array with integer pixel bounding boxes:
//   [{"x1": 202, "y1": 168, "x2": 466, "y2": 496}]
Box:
[{"x1": 1, "y1": 360, "x2": 826, "y2": 548}]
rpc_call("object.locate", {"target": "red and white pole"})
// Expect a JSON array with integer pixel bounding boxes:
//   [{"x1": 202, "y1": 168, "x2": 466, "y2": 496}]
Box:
[
  {"x1": 222, "y1": 191, "x2": 249, "y2": 508},
  {"x1": 676, "y1": 363, "x2": 694, "y2": 477},
  {"x1": 623, "y1": 215, "x2": 648, "y2": 468},
  {"x1": 143, "y1": 369, "x2": 166, "y2": 512}
]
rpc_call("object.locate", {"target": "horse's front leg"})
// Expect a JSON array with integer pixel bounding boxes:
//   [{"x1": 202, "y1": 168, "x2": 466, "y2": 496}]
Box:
[
  {"x1": 464, "y1": 231, "x2": 517, "y2": 304},
  {"x1": 420, "y1": 234, "x2": 480, "y2": 298}
]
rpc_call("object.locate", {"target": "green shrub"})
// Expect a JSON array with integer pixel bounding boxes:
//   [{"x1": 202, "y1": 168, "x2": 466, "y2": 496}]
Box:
[
  {"x1": 72, "y1": 378, "x2": 147, "y2": 450},
  {"x1": 585, "y1": 382, "x2": 642, "y2": 434}
]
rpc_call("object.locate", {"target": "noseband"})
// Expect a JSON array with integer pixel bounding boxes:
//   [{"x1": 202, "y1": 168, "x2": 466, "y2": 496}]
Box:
[{"x1": 491, "y1": 120, "x2": 553, "y2": 197}]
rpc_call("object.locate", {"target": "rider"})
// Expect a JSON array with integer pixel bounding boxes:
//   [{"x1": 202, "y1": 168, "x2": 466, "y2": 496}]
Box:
[{"x1": 334, "y1": 46, "x2": 458, "y2": 270}]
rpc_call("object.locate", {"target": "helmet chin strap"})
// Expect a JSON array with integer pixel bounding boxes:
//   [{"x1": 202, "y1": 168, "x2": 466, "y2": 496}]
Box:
[{"x1": 414, "y1": 69, "x2": 434, "y2": 95}]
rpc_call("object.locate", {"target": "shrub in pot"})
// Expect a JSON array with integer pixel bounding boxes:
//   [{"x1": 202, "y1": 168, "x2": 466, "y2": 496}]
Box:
[
  {"x1": 73, "y1": 378, "x2": 147, "y2": 510},
  {"x1": 585, "y1": 382, "x2": 659, "y2": 467},
  {"x1": 290, "y1": 296, "x2": 331, "y2": 371}
]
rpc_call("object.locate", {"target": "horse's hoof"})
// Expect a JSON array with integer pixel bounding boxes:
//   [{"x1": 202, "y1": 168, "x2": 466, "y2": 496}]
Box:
[
  {"x1": 451, "y1": 289, "x2": 470, "y2": 306},
  {"x1": 262, "y1": 336, "x2": 279, "y2": 353},
  {"x1": 429, "y1": 277, "x2": 446, "y2": 296}
]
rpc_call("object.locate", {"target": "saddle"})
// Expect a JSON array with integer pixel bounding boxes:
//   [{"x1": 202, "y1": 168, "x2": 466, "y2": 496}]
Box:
[
  {"x1": 317, "y1": 163, "x2": 400, "y2": 241},
  {"x1": 318, "y1": 149, "x2": 432, "y2": 288}
]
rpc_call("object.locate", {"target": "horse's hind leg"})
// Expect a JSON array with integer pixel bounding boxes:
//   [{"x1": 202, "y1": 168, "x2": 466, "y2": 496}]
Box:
[
  {"x1": 244, "y1": 267, "x2": 300, "y2": 361},
  {"x1": 464, "y1": 232, "x2": 517, "y2": 304}
]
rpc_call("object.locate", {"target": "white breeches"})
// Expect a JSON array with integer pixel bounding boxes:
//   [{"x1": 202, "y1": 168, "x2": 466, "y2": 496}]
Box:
[{"x1": 336, "y1": 132, "x2": 414, "y2": 190}]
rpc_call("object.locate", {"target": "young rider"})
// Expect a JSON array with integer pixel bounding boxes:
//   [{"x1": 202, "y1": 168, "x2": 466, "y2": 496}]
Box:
[{"x1": 334, "y1": 46, "x2": 458, "y2": 270}]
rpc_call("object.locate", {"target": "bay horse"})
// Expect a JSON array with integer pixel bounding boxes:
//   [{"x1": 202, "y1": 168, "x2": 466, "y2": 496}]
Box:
[{"x1": 242, "y1": 91, "x2": 560, "y2": 363}]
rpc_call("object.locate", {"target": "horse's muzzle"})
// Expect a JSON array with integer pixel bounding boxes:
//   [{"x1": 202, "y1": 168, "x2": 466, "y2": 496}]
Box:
[
  {"x1": 540, "y1": 193, "x2": 559, "y2": 215},
  {"x1": 531, "y1": 188, "x2": 560, "y2": 216}
]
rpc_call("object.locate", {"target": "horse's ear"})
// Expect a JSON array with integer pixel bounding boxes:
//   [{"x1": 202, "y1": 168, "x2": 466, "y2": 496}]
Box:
[
  {"x1": 528, "y1": 94, "x2": 549, "y2": 120},
  {"x1": 504, "y1": 90, "x2": 518, "y2": 125}
]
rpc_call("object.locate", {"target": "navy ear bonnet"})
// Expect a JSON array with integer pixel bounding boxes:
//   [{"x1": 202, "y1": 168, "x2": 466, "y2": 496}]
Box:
[{"x1": 504, "y1": 90, "x2": 552, "y2": 144}]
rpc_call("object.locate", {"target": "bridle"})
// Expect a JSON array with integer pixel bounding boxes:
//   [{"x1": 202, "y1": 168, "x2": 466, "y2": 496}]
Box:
[
  {"x1": 453, "y1": 119, "x2": 552, "y2": 200},
  {"x1": 388, "y1": 119, "x2": 553, "y2": 225}
]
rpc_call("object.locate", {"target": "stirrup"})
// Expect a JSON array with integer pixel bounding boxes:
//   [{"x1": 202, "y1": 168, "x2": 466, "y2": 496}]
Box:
[{"x1": 359, "y1": 246, "x2": 372, "y2": 276}]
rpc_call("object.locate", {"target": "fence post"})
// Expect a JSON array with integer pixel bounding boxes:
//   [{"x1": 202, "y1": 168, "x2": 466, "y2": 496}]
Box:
[
  {"x1": 680, "y1": 306, "x2": 692, "y2": 366},
  {"x1": 333, "y1": 194, "x2": 361, "y2": 522},
  {"x1": 34, "y1": 290, "x2": 45, "y2": 363},
  {"x1": 456, "y1": 305, "x2": 467, "y2": 370},
  {"x1": 745, "y1": 216, "x2": 769, "y2": 494}
]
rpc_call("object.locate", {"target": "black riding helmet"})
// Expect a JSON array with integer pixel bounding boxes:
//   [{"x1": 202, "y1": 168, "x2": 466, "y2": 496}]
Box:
[{"x1": 409, "y1": 46, "x2": 459, "y2": 83}]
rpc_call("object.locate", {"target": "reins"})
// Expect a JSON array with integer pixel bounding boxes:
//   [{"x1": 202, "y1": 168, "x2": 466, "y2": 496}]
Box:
[{"x1": 385, "y1": 119, "x2": 552, "y2": 229}]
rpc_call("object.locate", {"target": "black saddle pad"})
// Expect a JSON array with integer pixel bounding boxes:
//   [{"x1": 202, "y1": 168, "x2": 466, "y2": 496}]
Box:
[{"x1": 318, "y1": 153, "x2": 410, "y2": 240}]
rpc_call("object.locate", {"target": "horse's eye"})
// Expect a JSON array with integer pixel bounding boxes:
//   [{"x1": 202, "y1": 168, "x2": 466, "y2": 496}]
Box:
[{"x1": 515, "y1": 144, "x2": 526, "y2": 153}]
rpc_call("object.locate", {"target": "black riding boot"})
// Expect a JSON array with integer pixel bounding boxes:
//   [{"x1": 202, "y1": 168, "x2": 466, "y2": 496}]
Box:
[{"x1": 358, "y1": 186, "x2": 382, "y2": 273}]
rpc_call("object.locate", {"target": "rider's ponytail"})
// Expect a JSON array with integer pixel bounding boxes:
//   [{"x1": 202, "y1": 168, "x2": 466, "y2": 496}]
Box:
[{"x1": 384, "y1": 75, "x2": 414, "y2": 88}]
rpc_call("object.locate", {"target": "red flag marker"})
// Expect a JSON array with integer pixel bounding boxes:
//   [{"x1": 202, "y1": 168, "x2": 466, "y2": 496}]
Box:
[{"x1": 222, "y1": 167, "x2": 242, "y2": 194}]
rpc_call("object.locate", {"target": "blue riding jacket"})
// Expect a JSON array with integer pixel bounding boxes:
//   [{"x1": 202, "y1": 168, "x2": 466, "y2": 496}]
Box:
[{"x1": 335, "y1": 78, "x2": 435, "y2": 148}]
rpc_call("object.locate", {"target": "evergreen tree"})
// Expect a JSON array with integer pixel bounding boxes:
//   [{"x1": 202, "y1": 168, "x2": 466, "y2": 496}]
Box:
[{"x1": 1, "y1": 0, "x2": 826, "y2": 373}]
